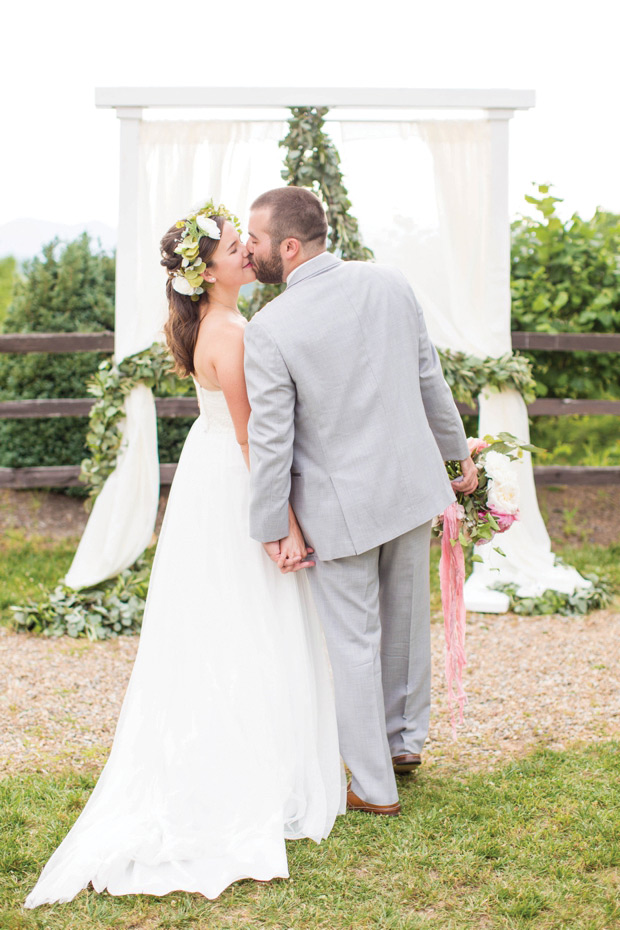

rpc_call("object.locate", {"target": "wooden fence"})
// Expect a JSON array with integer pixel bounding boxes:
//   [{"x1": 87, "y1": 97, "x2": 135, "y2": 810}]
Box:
[{"x1": 1, "y1": 331, "x2": 619, "y2": 489}]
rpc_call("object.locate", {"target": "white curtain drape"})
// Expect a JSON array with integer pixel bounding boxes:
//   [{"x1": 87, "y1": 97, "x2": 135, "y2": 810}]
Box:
[
  {"x1": 65, "y1": 120, "x2": 285, "y2": 589},
  {"x1": 336, "y1": 119, "x2": 587, "y2": 610}
]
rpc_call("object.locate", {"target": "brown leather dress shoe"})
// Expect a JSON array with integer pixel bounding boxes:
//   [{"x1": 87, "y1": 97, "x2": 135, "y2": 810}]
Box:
[
  {"x1": 346, "y1": 786, "x2": 401, "y2": 816},
  {"x1": 392, "y1": 753, "x2": 422, "y2": 774}
]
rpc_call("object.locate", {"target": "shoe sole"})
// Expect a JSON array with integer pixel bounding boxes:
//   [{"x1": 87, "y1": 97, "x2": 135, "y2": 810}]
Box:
[
  {"x1": 346, "y1": 803, "x2": 401, "y2": 816},
  {"x1": 393, "y1": 761, "x2": 422, "y2": 775}
]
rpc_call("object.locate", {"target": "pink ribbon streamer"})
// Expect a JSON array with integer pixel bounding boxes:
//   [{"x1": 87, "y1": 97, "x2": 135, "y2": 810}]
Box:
[{"x1": 439, "y1": 501, "x2": 467, "y2": 736}]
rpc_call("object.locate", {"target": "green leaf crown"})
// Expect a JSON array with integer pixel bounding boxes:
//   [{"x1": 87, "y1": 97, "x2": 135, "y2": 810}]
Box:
[{"x1": 170, "y1": 200, "x2": 242, "y2": 302}]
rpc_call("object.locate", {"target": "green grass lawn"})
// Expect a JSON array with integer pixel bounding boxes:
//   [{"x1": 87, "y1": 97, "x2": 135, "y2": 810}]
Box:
[
  {"x1": 1, "y1": 743, "x2": 618, "y2": 930},
  {"x1": 0, "y1": 531, "x2": 79, "y2": 626}
]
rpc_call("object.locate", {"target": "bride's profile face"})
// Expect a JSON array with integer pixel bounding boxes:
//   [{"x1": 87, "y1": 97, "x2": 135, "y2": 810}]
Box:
[{"x1": 207, "y1": 221, "x2": 256, "y2": 288}]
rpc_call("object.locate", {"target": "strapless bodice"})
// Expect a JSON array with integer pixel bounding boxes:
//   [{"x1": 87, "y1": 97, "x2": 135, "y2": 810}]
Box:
[{"x1": 193, "y1": 381, "x2": 235, "y2": 434}]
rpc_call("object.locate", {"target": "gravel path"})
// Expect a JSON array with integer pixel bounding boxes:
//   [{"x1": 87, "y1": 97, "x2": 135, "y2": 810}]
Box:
[{"x1": 2, "y1": 608, "x2": 618, "y2": 778}]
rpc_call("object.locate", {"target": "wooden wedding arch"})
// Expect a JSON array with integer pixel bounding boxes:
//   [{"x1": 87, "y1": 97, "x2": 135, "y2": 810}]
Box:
[{"x1": 1, "y1": 88, "x2": 619, "y2": 491}]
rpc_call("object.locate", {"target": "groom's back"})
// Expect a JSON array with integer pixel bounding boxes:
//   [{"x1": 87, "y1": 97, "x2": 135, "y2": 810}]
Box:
[{"x1": 246, "y1": 256, "x2": 462, "y2": 559}]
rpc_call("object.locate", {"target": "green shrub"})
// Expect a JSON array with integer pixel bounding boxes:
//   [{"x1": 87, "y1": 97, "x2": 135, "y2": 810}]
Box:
[
  {"x1": 157, "y1": 416, "x2": 195, "y2": 462},
  {"x1": 2, "y1": 236, "x2": 115, "y2": 335},
  {"x1": 0, "y1": 255, "x2": 16, "y2": 328},
  {"x1": 511, "y1": 185, "x2": 620, "y2": 399},
  {"x1": 529, "y1": 415, "x2": 620, "y2": 466},
  {"x1": 0, "y1": 237, "x2": 115, "y2": 480}
]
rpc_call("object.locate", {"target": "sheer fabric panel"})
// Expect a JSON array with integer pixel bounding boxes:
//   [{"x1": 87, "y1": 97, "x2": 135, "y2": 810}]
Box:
[{"x1": 66, "y1": 121, "x2": 285, "y2": 588}]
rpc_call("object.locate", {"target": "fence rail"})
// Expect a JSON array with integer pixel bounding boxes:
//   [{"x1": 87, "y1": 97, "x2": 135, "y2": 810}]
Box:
[
  {"x1": 3, "y1": 396, "x2": 620, "y2": 420},
  {"x1": 510, "y1": 332, "x2": 620, "y2": 352},
  {"x1": 0, "y1": 397, "x2": 201, "y2": 419},
  {"x1": 2, "y1": 330, "x2": 620, "y2": 355},
  {"x1": 0, "y1": 332, "x2": 116, "y2": 353},
  {"x1": 1, "y1": 331, "x2": 618, "y2": 488},
  {"x1": 2, "y1": 463, "x2": 617, "y2": 491}
]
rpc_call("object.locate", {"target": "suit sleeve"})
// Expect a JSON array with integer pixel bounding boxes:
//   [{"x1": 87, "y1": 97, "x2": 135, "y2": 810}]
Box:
[
  {"x1": 414, "y1": 294, "x2": 470, "y2": 461},
  {"x1": 243, "y1": 319, "x2": 296, "y2": 542}
]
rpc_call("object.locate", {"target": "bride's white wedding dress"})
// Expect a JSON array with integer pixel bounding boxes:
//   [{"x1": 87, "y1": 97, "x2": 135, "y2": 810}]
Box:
[{"x1": 26, "y1": 384, "x2": 345, "y2": 907}]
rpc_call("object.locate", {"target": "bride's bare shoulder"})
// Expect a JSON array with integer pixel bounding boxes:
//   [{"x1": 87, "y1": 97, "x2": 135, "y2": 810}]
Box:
[{"x1": 198, "y1": 311, "x2": 245, "y2": 349}]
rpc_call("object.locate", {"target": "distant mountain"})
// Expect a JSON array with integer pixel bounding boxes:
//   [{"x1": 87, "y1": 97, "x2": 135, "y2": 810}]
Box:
[{"x1": 0, "y1": 219, "x2": 117, "y2": 261}]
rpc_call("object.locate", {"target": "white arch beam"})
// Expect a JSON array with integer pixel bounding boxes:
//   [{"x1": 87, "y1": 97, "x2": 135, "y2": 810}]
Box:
[{"x1": 96, "y1": 86, "x2": 535, "y2": 111}]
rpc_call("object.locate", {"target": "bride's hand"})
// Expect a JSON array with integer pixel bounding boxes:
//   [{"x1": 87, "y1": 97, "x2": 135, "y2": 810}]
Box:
[{"x1": 278, "y1": 514, "x2": 315, "y2": 573}]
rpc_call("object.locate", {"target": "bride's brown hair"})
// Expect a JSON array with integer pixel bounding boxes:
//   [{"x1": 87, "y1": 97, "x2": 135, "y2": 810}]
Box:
[{"x1": 160, "y1": 215, "x2": 225, "y2": 377}]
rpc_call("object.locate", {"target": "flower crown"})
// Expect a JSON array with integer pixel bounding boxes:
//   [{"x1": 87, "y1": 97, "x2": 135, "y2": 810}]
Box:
[{"x1": 170, "y1": 200, "x2": 242, "y2": 301}]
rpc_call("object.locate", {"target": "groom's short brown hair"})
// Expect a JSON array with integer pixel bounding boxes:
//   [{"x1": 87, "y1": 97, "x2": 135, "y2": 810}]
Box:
[{"x1": 251, "y1": 187, "x2": 328, "y2": 248}]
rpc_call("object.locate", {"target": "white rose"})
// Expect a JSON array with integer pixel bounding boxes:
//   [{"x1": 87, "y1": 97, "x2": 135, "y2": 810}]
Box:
[
  {"x1": 484, "y1": 451, "x2": 513, "y2": 482},
  {"x1": 171, "y1": 274, "x2": 194, "y2": 296},
  {"x1": 488, "y1": 476, "x2": 520, "y2": 514},
  {"x1": 195, "y1": 215, "x2": 221, "y2": 240}
]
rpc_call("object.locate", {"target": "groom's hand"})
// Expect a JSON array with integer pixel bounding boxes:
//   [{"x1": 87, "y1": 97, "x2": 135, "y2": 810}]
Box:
[
  {"x1": 451, "y1": 455, "x2": 478, "y2": 495},
  {"x1": 279, "y1": 538, "x2": 315, "y2": 574}
]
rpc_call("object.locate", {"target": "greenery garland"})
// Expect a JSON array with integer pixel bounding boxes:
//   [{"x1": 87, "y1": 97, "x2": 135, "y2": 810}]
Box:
[
  {"x1": 438, "y1": 349, "x2": 536, "y2": 407},
  {"x1": 494, "y1": 573, "x2": 612, "y2": 617},
  {"x1": 281, "y1": 106, "x2": 374, "y2": 262},
  {"x1": 11, "y1": 555, "x2": 152, "y2": 639},
  {"x1": 79, "y1": 341, "x2": 188, "y2": 505},
  {"x1": 245, "y1": 106, "x2": 375, "y2": 317}
]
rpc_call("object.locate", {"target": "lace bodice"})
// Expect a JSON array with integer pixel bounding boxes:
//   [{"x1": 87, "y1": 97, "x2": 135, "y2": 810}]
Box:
[{"x1": 194, "y1": 382, "x2": 235, "y2": 434}]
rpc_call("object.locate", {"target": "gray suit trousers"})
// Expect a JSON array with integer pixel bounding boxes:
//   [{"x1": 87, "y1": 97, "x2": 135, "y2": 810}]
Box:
[{"x1": 307, "y1": 521, "x2": 432, "y2": 806}]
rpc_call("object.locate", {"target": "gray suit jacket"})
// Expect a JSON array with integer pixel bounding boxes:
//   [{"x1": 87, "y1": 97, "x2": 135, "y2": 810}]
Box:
[{"x1": 244, "y1": 252, "x2": 469, "y2": 561}]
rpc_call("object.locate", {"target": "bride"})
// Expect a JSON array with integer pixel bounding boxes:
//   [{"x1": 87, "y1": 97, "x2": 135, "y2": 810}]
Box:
[{"x1": 25, "y1": 201, "x2": 345, "y2": 908}]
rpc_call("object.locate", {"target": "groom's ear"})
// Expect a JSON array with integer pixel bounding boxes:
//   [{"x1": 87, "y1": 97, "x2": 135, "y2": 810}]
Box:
[{"x1": 281, "y1": 237, "x2": 301, "y2": 260}]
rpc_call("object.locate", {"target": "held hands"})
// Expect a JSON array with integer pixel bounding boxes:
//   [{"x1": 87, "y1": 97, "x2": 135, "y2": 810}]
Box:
[
  {"x1": 451, "y1": 455, "x2": 478, "y2": 495},
  {"x1": 262, "y1": 515, "x2": 315, "y2": 574}
]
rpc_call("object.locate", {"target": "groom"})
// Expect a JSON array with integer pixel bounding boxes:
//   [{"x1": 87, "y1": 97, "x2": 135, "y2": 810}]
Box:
[{"x1": 243, "y1": 187, "x2": 477, "y2": 815}]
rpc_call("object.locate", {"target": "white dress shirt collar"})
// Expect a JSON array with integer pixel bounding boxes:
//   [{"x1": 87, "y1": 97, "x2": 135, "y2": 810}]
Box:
[{"x1": 286, "y1": 252, "x2": 329, "y2": 287}]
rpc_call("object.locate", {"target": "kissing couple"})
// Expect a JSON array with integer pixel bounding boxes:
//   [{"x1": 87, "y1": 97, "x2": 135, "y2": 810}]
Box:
[{"x1": 26, "y1": 187, "x2": 477, "y2": 907}]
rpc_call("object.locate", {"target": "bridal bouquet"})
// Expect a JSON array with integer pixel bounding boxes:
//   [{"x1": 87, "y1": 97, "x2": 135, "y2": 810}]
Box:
[
  {"x1": 434, "y1": 432, "x2": 537, "y2": 551},
  {"x1": 436, "y1": 432, "x2": 540, "y2": 734}
]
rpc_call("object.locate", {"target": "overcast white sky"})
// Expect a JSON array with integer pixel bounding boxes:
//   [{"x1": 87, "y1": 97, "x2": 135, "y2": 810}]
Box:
[{"x1": 1, "y1": 0, "x2": 618, "y2": 231}]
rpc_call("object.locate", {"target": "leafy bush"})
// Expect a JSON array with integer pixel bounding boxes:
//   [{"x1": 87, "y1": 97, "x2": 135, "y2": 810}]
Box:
[
  {"x1": 0, "y1": 236, "x2": 115, "y2": 479},
  {"x1": 511, "y1": 185, "x2": 620, "y2": 399}
]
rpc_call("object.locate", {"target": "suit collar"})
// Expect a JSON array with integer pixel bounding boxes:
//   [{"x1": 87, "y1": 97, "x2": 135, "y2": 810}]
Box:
[{"x1": 285, "y1": 251, "x2": 342, "y2": 288}]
